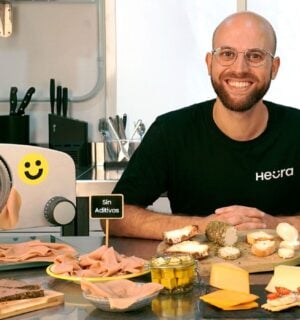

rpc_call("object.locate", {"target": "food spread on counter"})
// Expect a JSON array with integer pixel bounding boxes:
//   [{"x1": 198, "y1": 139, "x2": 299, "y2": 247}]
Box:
[
  {"x1": 159, "y1": 221, "x2": 300, "y2": 314},
  {"x1": 0, "y1": 240, "x2": 77, "y2": 263},
  {"x1": 50, "y1": 245, "x2": 147, "y2": 278},
  {"x1": 157, "y1": 221, "x2": 300, "y2": 276}
]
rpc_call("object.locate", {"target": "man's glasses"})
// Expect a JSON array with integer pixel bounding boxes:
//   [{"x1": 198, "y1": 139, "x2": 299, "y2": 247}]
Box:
[{"x1": 212, "y1": 46, "x2": 274, "y2": 67}]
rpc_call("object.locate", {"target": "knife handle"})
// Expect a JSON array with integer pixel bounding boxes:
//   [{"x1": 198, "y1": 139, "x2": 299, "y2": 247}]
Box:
[
  {"x1": 62, "y1": 87, "x2": 68, "y2": 117},
  {"x1": 9, "y1": 87, "x2": 18, "y2": 115},
  {"x1": 56, "y1": 86, "x2": 62, "y2": 116},
  {"x1": 50, "y1": 79, "x2": 55, "y2": 114},
  {"x1": 17, "y1": 87, "x2": 35, "y2": 115}
]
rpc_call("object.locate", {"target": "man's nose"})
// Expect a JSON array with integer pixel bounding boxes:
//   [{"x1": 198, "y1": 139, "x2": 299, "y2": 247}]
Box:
[{"x1": 231, "y1": 52, "x2": 250, "y2": 71}]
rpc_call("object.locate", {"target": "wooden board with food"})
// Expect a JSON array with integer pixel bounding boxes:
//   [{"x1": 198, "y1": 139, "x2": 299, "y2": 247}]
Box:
[
  {"x1": 157, "y1": 222, "x2": 300, "y2": 276},
  {"x1": 0, "y1": 279, "x2": 64, "y2": 320}
]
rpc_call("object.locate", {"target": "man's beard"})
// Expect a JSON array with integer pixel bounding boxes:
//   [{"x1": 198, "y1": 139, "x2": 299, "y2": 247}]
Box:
[{"x1": 211, "y1": 72, "x2": 272, "y2": 112}]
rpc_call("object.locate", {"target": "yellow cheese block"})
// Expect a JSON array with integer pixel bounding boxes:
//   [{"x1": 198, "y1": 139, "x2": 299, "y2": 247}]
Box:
[
  {"x1": 222, "y1": 301, "x2": 259, "y2": 310},
  {"x1": 266, "y1": 265, "x2": 300, "y2": 292},
  {"x1": 200, "y1": 289, "x2": 259, "y2": 310},
  {"x1": 209, "y1": 262, "x2": 250, "y2": 293}
]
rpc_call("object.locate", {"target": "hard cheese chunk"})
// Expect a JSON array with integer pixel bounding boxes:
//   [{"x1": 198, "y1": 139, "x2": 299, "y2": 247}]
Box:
[
  {"x1": 200, "y1": 289, "x2": 259, "y2": 310},
  {"x1": 210, "y1": 262, "x2": 249, "y2": 293},
  {"x1": 266, "y1": 265, "x2": 300, "y2": 292}
]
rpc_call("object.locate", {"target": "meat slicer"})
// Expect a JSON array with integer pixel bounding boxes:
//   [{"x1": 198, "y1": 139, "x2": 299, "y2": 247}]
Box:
[{"x1": 0, "y1": 144, "x2": 76, "y2": 230}]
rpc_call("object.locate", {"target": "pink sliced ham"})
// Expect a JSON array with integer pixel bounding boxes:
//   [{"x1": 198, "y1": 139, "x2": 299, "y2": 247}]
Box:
[
  {"x1": 81, "y1": 279, "x2": 163, "y2": 309},
  {"x1": 51, "y1": 245, "x2": 148, "y2": 278}
]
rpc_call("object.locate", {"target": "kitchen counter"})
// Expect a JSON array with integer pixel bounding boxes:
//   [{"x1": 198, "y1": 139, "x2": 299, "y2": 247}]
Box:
[{"x1": 0, "y1": 235, "x2": 276, "y2": 320}]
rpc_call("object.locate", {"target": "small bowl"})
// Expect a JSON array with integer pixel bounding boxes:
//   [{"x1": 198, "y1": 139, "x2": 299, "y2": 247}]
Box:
[{"x1": 82, "y1": 285, "x2": 160, "y2": 312}]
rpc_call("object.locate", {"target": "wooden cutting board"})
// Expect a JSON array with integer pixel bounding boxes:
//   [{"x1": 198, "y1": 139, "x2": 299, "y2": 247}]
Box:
[
  {"x1": 157, "y1": 229, "x2": 300, "y2": 277},
  {"x1": 0, "y1": 290, "x2": 64, "y2": 319}
]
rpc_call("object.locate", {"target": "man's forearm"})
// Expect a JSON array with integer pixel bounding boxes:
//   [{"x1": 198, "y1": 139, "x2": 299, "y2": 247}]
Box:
[{"x1": 106, "y1": 204, "x2": 212, "y2": 240}]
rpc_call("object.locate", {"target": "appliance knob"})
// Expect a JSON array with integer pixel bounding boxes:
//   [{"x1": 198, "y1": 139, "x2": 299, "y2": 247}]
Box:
[{"x1": 44, "y1": 196, "x2": 76, "y2": 226}]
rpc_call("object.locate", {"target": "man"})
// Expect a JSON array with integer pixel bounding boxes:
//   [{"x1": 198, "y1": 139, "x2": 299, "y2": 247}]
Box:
[{"x1": 106, "y1": 11, "x2": 300, "y2": 239}]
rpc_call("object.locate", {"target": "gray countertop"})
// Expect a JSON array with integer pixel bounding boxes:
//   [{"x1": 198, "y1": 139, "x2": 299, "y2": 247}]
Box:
[{"x1": 0, "y1": 235, "x2": 275, "y2": 320}]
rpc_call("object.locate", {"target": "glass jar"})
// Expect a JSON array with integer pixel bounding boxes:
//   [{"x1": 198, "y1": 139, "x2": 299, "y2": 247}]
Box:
[{"x1": 150, "y1": 254, "x2": 196, "y2": 294}]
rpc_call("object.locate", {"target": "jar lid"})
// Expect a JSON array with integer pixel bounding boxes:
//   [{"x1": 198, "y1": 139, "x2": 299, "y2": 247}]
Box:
[{"x1": 150, "y1": 254, "x2": 195, "y2": 268}]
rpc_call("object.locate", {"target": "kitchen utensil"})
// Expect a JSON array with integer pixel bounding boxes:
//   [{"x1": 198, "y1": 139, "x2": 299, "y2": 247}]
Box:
[
  {"x1": 107, "y1": 118, "x2": 130, "y2": 161},
  {"x1": 121, "y1": 119, "x2": 142, "y2": 154},
  {"x1": 56, "y1": 86, "x2": 62, "y2": 116},
  {"x1": 9, "y1": 86, "x2": 18, "y2": 115},
  {"x1": 62, "y1": 87, "x2": 68, "y2": 117},
  {"x1": 137, "y1": 121, "x2": 146, "y2": 138},
  {"x1": 98, "y1": 118, "x2": 116, "y2": 160},
  {"x1": 16, "y1": 87, "x2": 35, "y2": 116},
  {"x1": 50, "y1": 78, "x2": 55, "y2": 114},
  {"x1": 122, "y1": 113, "x2": 127, "y2": 131}
]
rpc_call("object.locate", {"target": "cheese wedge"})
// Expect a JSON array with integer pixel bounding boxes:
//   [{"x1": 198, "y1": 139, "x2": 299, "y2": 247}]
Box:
[
  {"x1": 200, "y1": 289, "x2": 259, "y2": 310},
  {"x1": 266, "y1": 265, "x2": 300, "y2": 292},
  {"x1": 210, "y1": 262, "x2": 250, "y2": 293}
]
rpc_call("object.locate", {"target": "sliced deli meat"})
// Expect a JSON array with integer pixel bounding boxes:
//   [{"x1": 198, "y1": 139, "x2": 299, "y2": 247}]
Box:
[
  {"x1": 81, "y1": 279, "x2": 163, "y2": 310},
  {"x1": 0, "y1": 240, "x2": 77, "y2": 263},
  {"x1": 51, "y1": 245, "x2": 148, "y2": 278}
]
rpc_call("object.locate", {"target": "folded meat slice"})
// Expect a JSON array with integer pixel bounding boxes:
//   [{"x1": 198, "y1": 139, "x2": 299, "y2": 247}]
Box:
[
  {"x1": 52, "y1": 245, "x2": 148, "y2": 278},
  {"x1": 0, "y1": 240, "x2": 77, "y2": 263},
  {"x1": 81, "y1": 279, "x2": 163, "y2": 309}
]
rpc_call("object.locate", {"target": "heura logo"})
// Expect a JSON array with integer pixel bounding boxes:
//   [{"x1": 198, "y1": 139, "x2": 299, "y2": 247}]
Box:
[{"x1": 255, "y1": 167, "x2": 294, "y2": 181}]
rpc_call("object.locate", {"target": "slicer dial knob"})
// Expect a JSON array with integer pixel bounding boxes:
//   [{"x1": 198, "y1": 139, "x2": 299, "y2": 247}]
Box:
[{"x1": 44, "y1": 196, "x2": 76, "y2": 226}]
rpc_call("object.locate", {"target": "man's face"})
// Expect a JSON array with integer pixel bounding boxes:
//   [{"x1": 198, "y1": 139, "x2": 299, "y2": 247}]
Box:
[
  {"x1": 206, "y1": 15, "x2": 279, "y2": 112},
  {"x1": 210, "y1": 58, "x2": 273, "y2": 112}
]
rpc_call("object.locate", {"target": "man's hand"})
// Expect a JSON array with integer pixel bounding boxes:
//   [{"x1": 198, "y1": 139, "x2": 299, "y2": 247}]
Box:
[{"x1": 214, "y1": 205, "x2": 272, "y2": 230}]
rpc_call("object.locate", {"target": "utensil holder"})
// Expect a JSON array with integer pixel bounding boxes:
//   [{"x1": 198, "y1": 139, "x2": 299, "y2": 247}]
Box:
[
  {"x1": 0, "y1": 115, "x2": 30, "y2": 144},
  {"x1": 104, "y1": 139, "x2": 140, "y2": 169}
]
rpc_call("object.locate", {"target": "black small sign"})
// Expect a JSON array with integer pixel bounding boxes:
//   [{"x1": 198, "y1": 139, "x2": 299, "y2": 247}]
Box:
[{"x1": 90, "y1": 194, "x2": 124, "y2": 219}]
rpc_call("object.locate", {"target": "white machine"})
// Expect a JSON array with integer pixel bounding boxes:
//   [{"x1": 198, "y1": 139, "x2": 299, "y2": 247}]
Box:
[{"x1": 0, "y1": 144, "x2": 76, "y2": 229}]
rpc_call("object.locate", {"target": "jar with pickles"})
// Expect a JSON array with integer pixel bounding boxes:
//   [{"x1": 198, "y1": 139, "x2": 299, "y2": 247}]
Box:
[{"x1": 150, "y1": 254, "x2": 196, "y2": 294}]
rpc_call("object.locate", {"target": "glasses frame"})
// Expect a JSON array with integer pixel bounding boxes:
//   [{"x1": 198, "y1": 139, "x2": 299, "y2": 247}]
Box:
[{"x1": 211, "y1": 46, "x2": 274, "y2": 67}]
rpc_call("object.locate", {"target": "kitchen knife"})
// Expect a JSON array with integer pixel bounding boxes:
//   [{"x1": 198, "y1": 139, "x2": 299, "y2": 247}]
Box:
[
  {"x1": 9, "y1": 87, "x2": 18, "y2": 115},
  {"x1": 56, "y1": 85, "x2": 62, "y2": 116},
  {"x1": 62, "y1": 87, "x2": 68, "y2": 117},
  {"x1": 50, "y1": 78, "x2": 55, "y2": 114},
  {"x1": 16, "y1": 87, "x2": 35, "y2": 116}
]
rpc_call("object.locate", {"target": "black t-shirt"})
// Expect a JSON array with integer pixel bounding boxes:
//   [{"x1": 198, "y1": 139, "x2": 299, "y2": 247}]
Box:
[{"x1": 113, "y1": 99, "x2": 300, "y2": 216}]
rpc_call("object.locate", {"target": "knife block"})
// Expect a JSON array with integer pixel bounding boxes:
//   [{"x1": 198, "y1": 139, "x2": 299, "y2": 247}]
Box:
[
  {"x1": 0, "y1": 115, "x2": 30, "y2": 144},
  {"x1": 48, "y1": 114, "x2": 90, "y2": 167}
]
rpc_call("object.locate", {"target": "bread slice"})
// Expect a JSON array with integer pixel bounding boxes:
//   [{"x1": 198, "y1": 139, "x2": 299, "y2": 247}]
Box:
[
  {"x1": 163, "y1": 225, "x2": 199, "y2": 245},
  {"x1": 246, "y1": 231, "x2": 274, "y2": 245},
  {"x1": 0, "y1": 287, "x2": 44, "y2": 302},
  {"x1": 0, "y1": 279, "x2": 41, "y2": 290},
  {"x1": 165, "y1": 240, "x2": 209, "y2": 259},
  {"x1": 251, "y1": 240, "x2": 276, "y2": 257}
]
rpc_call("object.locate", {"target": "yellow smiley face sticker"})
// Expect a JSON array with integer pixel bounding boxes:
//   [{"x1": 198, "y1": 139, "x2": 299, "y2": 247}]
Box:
[{"x1": 18, "y1": 153, "x2": 49, "y2": 185}]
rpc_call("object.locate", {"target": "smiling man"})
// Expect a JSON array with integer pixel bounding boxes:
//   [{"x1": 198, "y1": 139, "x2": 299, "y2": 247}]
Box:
[{"x1": 106, "y1": 11, "x2": 300, "y2": 240}]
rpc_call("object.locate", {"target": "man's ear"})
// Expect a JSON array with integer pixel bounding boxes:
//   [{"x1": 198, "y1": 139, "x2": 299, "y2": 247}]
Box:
[
  {"x1": 206, "y1": 52, "x2": 212, "y2": 76},
  {"x1": 271, "y1": 56, "x2": 280, "y2": 80}
]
